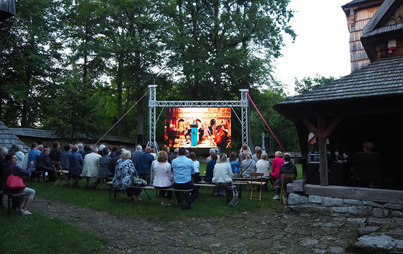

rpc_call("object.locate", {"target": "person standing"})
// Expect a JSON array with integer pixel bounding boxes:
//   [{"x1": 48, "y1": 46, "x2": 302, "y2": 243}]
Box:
[
  {"x1": 172, "y1": 147, "x2": 199, "y2": 209},
  {"x1": 81, "y1": 146, "x2": 101, "y2": 188}
]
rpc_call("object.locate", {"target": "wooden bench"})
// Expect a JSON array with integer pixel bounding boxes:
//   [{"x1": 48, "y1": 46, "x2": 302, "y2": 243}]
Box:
[
  {"x1": 106, "y1": 181, "x2": 192, "y2": 202},
  {"x1": 194, "y1": 181, "x2": 248, "y2": 203}
]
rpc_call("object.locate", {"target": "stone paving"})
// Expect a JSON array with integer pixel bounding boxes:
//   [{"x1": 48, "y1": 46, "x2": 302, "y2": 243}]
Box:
[{"x1": 29, "y1": 195, "x2": 401, "y2": 253}]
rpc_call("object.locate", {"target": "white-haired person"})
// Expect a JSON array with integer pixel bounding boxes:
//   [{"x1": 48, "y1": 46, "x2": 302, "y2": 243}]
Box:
[
  {"x1": 131, "y1": 145, "x2": 143, "y2": 169},
  {"x1": 113, "y1": 149, "x2": 142, "y2": 201}
]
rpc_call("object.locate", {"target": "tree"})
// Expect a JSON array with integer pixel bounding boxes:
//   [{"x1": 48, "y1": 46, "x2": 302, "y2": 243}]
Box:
[
  {"x1": 294, "y1": 75, "x2": 335, "y2": 94},
  {"x1": 0, "y1": 0, "x2": 62, "y2": 127},
  {"x1": 162, "y1": 0, "x2": 295, "y2": 100}
]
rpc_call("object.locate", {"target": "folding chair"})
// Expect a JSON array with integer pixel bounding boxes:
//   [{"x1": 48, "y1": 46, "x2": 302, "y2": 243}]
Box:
[
  {"x1": 52, "y1": 161, "x2": 69, "y2": 185},
  {"x1": 279, "y1": 173, "x2": 295, "y2": 205},
  {"x1": 248, "y1": 172, "x2": 266, "y2": 201}
]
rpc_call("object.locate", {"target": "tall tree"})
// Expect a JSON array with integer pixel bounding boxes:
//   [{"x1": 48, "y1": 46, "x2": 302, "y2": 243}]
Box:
[
  {"x1": 0, "y1": 0, "x2": 62, "y2": 127},
  {"x1": 294, "y1": 75, "x2": 336, "y2": 94}
]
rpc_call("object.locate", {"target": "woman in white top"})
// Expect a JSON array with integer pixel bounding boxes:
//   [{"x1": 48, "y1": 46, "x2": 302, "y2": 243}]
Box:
[
  {"x1": 152, "y1": 151, "x2": 173, "y2": 206},
  {"x1": 212, "y1": 153, "x2": 233, "y2": 196},
  {"x1": 256, "y1": 153, "x2": 270, "y2": 177}
]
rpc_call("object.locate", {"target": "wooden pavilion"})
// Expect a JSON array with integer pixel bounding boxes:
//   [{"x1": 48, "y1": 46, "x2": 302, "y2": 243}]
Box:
[{"x1": 274, "y1": 0, "x2": 403, "y2": 190}]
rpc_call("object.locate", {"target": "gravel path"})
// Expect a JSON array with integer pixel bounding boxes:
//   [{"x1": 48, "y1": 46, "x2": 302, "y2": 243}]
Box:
[{"x1": 31, "y1": 195, "x2": 363, "y2": 253}]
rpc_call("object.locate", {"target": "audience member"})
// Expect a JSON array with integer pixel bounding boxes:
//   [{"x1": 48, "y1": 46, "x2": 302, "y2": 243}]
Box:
[
  {"x1": 188, "y1": 152, "x2": 201, "y2": 183},
  {"x1": 137, "y1": 147, "x2": 154, "y2": 182},
  {"x1": 169, "y1": 148, "x2": 179, "y2": 162},
  {"x1": 0, "y1": 147, "x2": 8, "y2": 208},
  {"x1": 240, "y1": 153, "x2": 256, "y2": 178},
  {"x1": 37, "y1": 144, "x2": 44, "y2": 152},
  {"x1": 110, "y1": 145, "x2": 120, "y2": 158},
  {"x1": 27, "y1": 142, "x2": 41, "y2": 169},
  {"x1": 228, "y1": 152, "x2": 240, "y2": 178},
  {"x1": 152, "y1": 151, "x2": 173, "y2": 206},
  {"x1": 172, "y1": 147, "x2": 199, "y2": 209},
  {"x1": 69, "y1": 145, "x2": 83, "y2": 187},
  {"x1": 83, "y1": 144, "x2": 92, "y2": 157},
  {"x1": 112, "y1": 149, "x2": 142, "y2": 201},
  {"x1": 60, "y1": 144, "x2": 72, "y2": 172},
  {"x1": 77, "y1": 143, "x2": 85, "y2": 158},
  {"x1": 92, "y1": 147, "x2": 113, "y2": 189},
  {"x1": 131, "y1": 145, "x2": 143, "y2": 169},
  {"x1": 82, "y1": 146, "x2": 101, "y2": 188},
  {"x1": 2, "y1": 153, "x2": 35, "y2": 215},
  {"x1": 239, "y1": 144, "x2": 249, "y2": 162},
  {"x1": 49, "y1": 141, "x2": 62, "y2": 162},
  {"x1": 36, "y1": 148, "x2": 56, "y2": 182},
  {"x1": 252, "y1": 146, "x2": 262, "y2": 162},
  {"x1": 256, "y1": 153, "x2": 270, "y2": 177},
  {"x1": 269, "y1": 151, "x2": 284, "y2": 188},
  {"x1": 212, "y1": 153, "x2": 233, "y2": 197},
  {"x1": 150, "y1": 147, "x2": 157, "y2": 159},
  {"x1": 273, "y1": 153, "x2": 297, "y2": 200},
  {"x1": 205, "y1": 153, "x2": 217, "y2": 183},
  {"x1": 206, "y1": 148, "x2": 217, "y2": 164},
  {"x1": 110, "y1": 148, "x2": 122, "y2": 169},
  {"x1": 15, "y1": 145, "x2": 25, "y2": 166}
]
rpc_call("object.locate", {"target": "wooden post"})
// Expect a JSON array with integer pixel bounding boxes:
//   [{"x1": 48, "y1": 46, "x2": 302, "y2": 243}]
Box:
[{"x1": 317, "y1": 137, "x2": 328, "y2": 186}]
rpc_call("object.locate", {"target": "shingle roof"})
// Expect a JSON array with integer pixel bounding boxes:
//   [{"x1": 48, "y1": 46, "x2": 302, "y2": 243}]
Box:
[
  {"x1": 276, "y1": 55, "x2": 403, "y2": 105},
  {"x1": 0, "y1": 121, "x2": 30, "y2": 152},
  {"x1": 8, "y1": 128, "x2": 61, "y2": 139}
]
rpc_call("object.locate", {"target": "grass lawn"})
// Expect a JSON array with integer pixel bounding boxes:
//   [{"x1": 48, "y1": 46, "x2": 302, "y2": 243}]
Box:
[{"x1": 0, "y1": 163, "x2": 302, "y2": 253}]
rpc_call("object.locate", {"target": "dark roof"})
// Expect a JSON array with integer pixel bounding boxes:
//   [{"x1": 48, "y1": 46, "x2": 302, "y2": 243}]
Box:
[
  {"x1": 0, "y1": 121, "x2": 30, "y2": 152},
  {"x1": 362, "y1": 0, "x2": 402, "y2": 37},
  {"x1": 8, "y1": 128, "x2": 61, "y2": 139},
  {"x1": 276, "y1": 55, "x2": 403, "y2": 105},
  {"x1": 342, "y1": 0, "x2": 383, "y2": 9}
]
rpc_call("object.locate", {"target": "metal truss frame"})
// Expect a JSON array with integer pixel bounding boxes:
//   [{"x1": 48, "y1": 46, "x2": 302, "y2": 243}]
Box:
[{"x1": 148, "y1": 85, "x2": 249, "y2": 149}]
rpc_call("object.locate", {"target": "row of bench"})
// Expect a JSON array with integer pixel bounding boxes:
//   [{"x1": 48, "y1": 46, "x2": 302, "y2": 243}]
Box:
[{"x1": 106, "y1": 181, "x2": 248, "y2": 205}]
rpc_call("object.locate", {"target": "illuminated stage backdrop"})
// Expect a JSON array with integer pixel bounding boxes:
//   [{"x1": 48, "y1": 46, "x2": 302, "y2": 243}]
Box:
[{"x1": 164, "y1": 108, "x2": 231, "y2": 148}]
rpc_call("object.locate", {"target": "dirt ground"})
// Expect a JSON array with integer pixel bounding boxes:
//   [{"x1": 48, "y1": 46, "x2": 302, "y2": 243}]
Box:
[{"x1": 30, "y1": 195, "x2": 362, "y2": 254}]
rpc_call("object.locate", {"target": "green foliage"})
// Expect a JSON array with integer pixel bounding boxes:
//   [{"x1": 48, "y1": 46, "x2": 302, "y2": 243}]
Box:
[
  {"x1": 249, "y1": 89, "x2": 299, "y2": 152},
  {"x1": 294, "y1": 75, "x2": 336, "y2": 95},
  {"x1": 0, "y1": 212, "x2": 104, "y2": 253}
]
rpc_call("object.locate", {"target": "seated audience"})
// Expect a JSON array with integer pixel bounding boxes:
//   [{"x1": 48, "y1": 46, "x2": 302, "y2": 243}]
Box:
[
  {"x1": 60, "y1": 144, "x2": 72, "y2": 172},
  {"x1": 2, "y1": 153, "x2": 35, "y2": 215},
  {"x1": 112, "y1": 149, "x2": 142, "y2": 201},
  {"x1": 69, "y1": 145, "x2": 83, "y2": 187},
  {"x1": 269, "y1": 151, "x2": 284, "y2": 188},
  {"x1": 256, "y1": 153, "x2": 270, "y2": 177},
  {"x1": 205, "y1": 153, "x2": 217, "y2": 183},
  {"x1": 82, "y1": 146, "x2": 101, "y2": 188},
  {"x1": 36, "y1": 148, "x2": 56, "y2": 182},
  {"x1": 152, "y1": 151, "x2": 173, "y2": 206},
  {"x1": 212, "y1": 153, "x2": 233, "y2": 197},
  {"x1": 228, "y1": 152, "x2": 240, "y2": 178},
  {"x1": 188, "y1": 152, "x2": 201, "y2": 183},
  {"x1": 273, "y1": 153, "x2": 297, "y2": 200},
  {"x1": 172, "y1": 147, "x2": 199, "y2": 209},
  {"x1": 92, "y1": 147, "x2": 113, "y2": 189},
  {"x1": 240, "y1": 153, "x2": 256, "y2": 178}
]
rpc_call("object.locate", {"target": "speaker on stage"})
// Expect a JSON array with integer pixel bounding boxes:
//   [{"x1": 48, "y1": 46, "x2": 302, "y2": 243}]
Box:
[{"x1": 0, "y1": 0, "x2": 15, "y2": 21}]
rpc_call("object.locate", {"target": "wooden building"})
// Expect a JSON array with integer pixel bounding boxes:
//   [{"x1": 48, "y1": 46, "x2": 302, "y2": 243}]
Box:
[{"x1": 274, "y1": 0, "x2": 403, "y2": 190}]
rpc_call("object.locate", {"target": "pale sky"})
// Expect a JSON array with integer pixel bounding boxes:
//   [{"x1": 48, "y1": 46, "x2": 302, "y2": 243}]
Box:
[{"x1": 275, "y1": 0, "x2": 351, "y2": 95}]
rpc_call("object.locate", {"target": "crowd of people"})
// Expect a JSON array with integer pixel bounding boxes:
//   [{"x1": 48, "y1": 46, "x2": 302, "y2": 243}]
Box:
[{"x1": 0, "y1": 141, "x2": 297, "y2": 215}]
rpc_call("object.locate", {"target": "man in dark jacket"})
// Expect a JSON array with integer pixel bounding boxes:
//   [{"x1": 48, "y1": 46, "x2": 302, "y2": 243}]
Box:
[
  {"x1": 273, "y1": 153, "x2": 297, "y2": 200},
  {"x1": 137, "y1": 147, "x2": 154, "y2": 182},
  {"x1": 36, "y1": 148, "x2": 56, "y2": 182}
]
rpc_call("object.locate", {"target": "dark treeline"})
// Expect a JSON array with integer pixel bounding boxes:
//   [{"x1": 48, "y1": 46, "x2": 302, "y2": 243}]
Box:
[{"x1": 0, "y1": 0, "x2": 299, "y2": 151}]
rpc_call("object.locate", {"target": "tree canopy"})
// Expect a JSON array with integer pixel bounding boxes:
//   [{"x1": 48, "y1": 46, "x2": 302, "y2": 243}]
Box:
[{"x1": 1, "y1": 0, "x2": 300, "y2": 150}]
